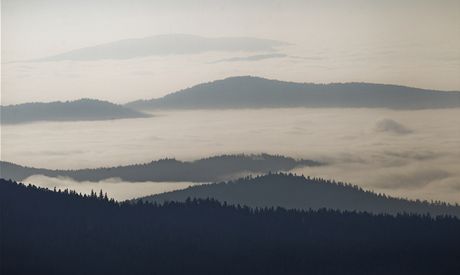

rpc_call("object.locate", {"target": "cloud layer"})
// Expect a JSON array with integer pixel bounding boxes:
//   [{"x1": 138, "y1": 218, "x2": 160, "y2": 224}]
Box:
[
  {"x1": 210, "y1": 53, "x2": 288, "y2": 63},
  {"x1": 375, "y1": 118, "x2": 413, "y2": 135},
  {"x1": 23, "y1": 175, "x2": 201, "y2": 201},
  {"x1": 4, "y1": 108, "x2": 460, "y2": 203}
]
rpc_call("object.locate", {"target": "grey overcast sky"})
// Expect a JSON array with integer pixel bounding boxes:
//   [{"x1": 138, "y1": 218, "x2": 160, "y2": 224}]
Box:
[{"x1": 2, "y1": 0, "x2": 460, "y2": 104}]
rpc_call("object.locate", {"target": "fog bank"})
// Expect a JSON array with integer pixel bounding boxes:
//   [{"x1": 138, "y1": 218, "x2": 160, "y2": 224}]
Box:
[
  {"x1": 23, "y1": 175, "x2": 201, "y2": 201},
  {"x1": 3, "y1": 108, "x2": 460, "y2": 203}
]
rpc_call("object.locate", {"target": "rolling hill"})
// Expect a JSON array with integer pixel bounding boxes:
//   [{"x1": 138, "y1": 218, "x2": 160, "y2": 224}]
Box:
[
  {"x1": 126, "y1": 76, "x2": 460, "y2": 110},
  {"x1": 0, "y1": 98, "x2": 150, "y2": 124},
  {"x1": 0, "y1": 154, "x2": 321, "y2": 182},
  {"x1": 141, "y1": 173, "x2": 460, "y2": 217}
]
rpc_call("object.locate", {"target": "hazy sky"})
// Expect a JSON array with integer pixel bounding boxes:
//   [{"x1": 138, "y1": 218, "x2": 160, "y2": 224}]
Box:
[{"x1": 2, "y1": 0, "x2": 460, "y2": 104}]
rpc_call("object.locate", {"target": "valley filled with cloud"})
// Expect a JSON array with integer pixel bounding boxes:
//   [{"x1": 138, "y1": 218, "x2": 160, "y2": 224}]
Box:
[{"x1": 4, "y1": 108, "x2": 459, "y2": 203}]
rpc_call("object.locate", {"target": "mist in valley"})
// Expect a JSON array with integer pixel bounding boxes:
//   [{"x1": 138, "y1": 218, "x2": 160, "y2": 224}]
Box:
[
  {"x1": 22, "y1": 175, "x2": 201, "y2": 201},
  {"x1": 3, "y1": 108, "x2": 459, "y2": 203},
  {"x1": 3, "y1": 1, "x2": 460, "y2": 273}
]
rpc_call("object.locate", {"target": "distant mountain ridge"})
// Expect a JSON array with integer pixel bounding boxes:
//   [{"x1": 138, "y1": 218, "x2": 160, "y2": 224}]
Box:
[
  {"x1": 126, "y1": 76, "x2": 460, "y2": 110},
  {"x1": 0, "y1": 98, "x2": 150, "y2": 124},
  {"x1": 141, "y1": 173, "x2": 460, "y2": 217},
  {"x1": 0, "y1": 154, "x2": 321, "y2": 182},
  {"x1": 37, "y1": 34, "x2": 287, "y2": 61},
  {"x1": 4, "y1": 77, "x2": 459, "y2": 124}
]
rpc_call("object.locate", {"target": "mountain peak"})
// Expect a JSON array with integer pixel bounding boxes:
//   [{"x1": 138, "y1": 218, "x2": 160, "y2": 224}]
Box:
[
  {"x1": 141, "y1": 173, "x2": 460, "y2": 217},
  {"x1": 1, "y1": 98, "x2": 150, "y2": 124},
  {"x1": 126, "y1": 76, "x2": 460, "y2": 110}
]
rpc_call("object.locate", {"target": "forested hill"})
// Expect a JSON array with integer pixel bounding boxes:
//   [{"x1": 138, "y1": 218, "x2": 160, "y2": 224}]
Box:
[
  {"x1": 0, "y1": 98, "x2": 150, "y2": 124},
  {"x1": 126, "y1": 76, "x2": 460, "y2": 110},
  {"x1": 1, "y1": 179, "x2": 459, "y2": 275},
  {"x1": 0, "y1": 154, "x2": 320, "y2": 182},
  {"x1": 141, "y1": 173, "x2": 460, "y2": 217}
]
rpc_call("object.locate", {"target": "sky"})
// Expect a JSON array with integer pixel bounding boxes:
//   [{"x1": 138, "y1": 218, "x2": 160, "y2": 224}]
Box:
[{"x1": 2, "y1": 0, "x2": 460, "y2": 105}]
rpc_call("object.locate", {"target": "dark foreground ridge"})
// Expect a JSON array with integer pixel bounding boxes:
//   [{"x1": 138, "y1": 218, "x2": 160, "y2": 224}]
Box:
[
  {"x1": 0, "y1": 154, "x2": 321, "y2": 182},
  {"x1": 126, "y1": 76, "x2": 460, "y2": 110},
  {"x1": 142, "y1": 173, "x2": 460, "y2": 217},
  {"x1": 1, "y1": 179, "x2": 459, "y2": 275},
  {"x1": 0, "y1": 98, "x2": 150, "y2": 124}
]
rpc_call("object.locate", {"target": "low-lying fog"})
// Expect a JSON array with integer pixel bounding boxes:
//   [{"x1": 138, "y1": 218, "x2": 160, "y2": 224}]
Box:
[
  {"x1": 22, "y1": 175, "x2": 201, "y2": 201},
  {"x1": 2, "y1": 108, "x2": 460, "y2": 203}
]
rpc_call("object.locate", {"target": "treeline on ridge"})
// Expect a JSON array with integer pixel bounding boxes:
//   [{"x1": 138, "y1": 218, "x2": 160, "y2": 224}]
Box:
[{"x1": 1, "y1": 178, "x2": 459, "y2": 275}]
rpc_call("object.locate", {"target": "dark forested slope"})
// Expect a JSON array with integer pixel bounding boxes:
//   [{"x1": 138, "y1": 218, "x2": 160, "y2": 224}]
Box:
[
  {"x1": 1, "y1": 179, "x2": 459, "y2": 275},
  {"x1": 0, "y1": 154, "x2": 320, "y2": 182},
  {"x1": 142, "y1": 173, "x2": 460, "y2": 217}
]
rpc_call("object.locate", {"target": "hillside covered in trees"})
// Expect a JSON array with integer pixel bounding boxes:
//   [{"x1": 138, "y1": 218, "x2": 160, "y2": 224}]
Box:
[
  {"x1": 0, "y1": 99, "x2": 150, "y2": 124},
  {"x1": 0, "y1": 154, "x2": 320, "y2": 182},
  {"x1": 1, "y1": 179, "x2": 460, "y2": 274},
  {"x1": 126, "y1": 76, "x2": 460, "y2": 110},
  {"x1": 142, "y1": 173, "x2": 460, "y2": 217}
]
